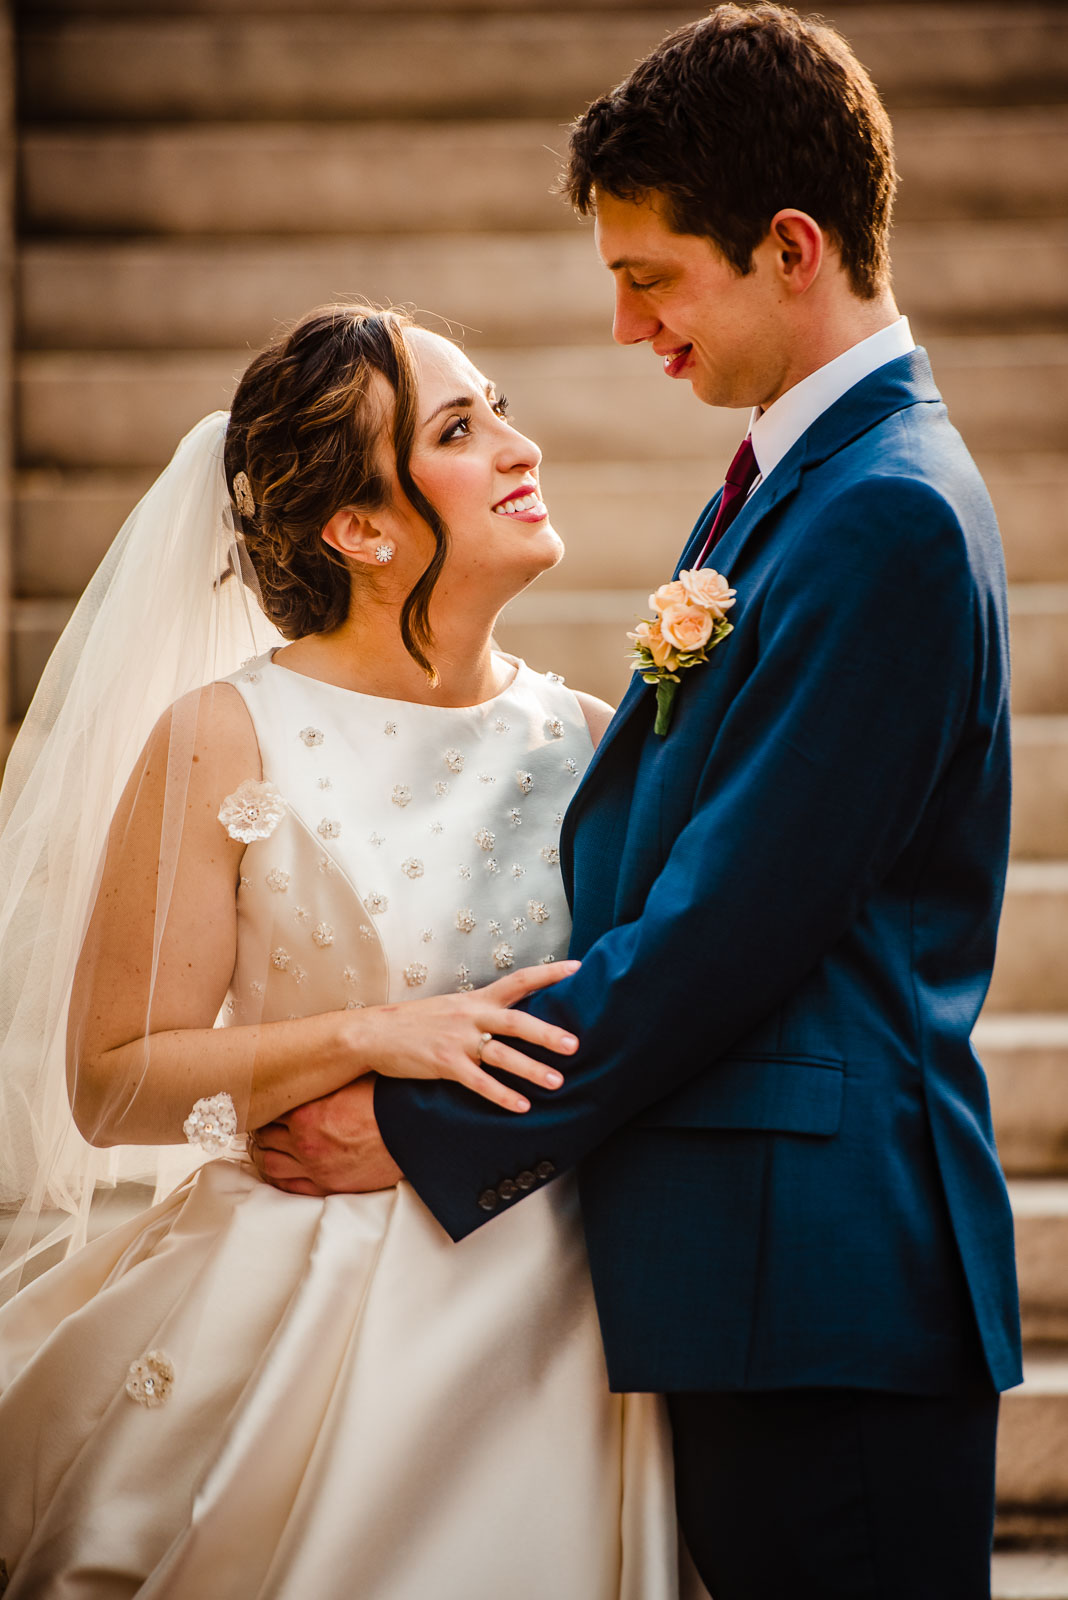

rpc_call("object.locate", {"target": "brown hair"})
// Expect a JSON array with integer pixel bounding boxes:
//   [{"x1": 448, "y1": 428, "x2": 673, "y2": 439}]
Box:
[
  {"x1": 224, "y1": 303, "x2": 447, "y2": 678},
  {"x1": 565, "y1": 3, "x2": 897, "y2": 298}
]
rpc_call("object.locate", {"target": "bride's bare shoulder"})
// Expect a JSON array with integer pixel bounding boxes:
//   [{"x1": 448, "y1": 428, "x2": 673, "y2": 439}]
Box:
[{"x1": 136, "y1": 681, "x2": 263, "y2": 802}]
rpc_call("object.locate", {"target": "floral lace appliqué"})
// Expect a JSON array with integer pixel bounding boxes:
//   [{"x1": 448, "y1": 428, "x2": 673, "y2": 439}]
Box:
[
  {"x1": 218, "y1": 780, "x2": 286, "y2": 844},
  {"x1": 125, "y1": 1349, "x2": 175, "y2": 1408},
  {"x1": 183, "y1": 1091, "x2": 238, "y2": 1154}
]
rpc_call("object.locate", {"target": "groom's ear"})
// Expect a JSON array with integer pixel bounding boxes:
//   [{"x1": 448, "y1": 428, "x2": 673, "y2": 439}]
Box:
[{"x1": 766, "y1": 209, "x2": 825, "y2": 295}]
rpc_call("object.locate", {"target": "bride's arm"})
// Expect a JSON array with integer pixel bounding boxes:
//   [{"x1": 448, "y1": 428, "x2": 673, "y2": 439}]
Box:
[{"x1": 67, "y1": 685, "x2": 577, "y2": 1147}]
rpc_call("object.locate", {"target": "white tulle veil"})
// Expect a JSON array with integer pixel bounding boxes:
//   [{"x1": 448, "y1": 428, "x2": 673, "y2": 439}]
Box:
[{"x1": 0, "y1": 411, "x2": 283, "y2": 1303}]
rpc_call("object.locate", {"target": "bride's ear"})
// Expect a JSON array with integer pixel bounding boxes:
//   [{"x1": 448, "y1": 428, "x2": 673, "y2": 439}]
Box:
[{"x1": 321, "y1": 508, "x2": 396, "y2": 567}]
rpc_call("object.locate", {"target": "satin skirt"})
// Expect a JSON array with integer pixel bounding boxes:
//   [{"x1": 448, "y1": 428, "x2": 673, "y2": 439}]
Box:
[{"x1": 0, "y1": 1159, "x2": 679, "y2": 1599}]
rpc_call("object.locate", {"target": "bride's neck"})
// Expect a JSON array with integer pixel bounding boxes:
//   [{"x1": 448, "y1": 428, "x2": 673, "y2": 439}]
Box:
[{"x1": 277, "y1": 599, "x2": 509, "y2": 707}]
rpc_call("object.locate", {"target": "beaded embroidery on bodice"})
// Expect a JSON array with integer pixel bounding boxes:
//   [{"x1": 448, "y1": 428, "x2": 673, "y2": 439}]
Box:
[{"x1": 221, "y1": 653, "x2": 591, "y2": 1024}]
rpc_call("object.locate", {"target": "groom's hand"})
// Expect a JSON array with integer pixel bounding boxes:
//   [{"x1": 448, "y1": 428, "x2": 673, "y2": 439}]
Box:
[{"x1": 248, "y1": 1077, "x2": 402, "y2": 1197}]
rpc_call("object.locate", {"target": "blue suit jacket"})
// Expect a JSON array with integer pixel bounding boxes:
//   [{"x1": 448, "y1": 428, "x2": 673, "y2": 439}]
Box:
[{"x1": 377, "y1": 350, "x2": 1023, "y2": 1396}]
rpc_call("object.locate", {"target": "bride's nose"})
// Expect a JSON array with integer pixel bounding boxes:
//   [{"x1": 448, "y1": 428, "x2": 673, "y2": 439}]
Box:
[{"x1": 497, "y1": 422, "x2": 542, "y2": 473}]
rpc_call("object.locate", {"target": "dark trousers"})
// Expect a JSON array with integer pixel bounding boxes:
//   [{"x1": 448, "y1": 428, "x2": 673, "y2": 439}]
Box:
[{"x1": 667, "y1": 1385, "x2": 999, "y2": 1600}]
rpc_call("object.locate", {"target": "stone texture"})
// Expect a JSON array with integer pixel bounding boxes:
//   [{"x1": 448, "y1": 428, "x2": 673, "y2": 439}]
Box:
[
  {"x1": 993, "y1": 1551, "x2": 1068, "y2": 1600},
  {"x1": 988, "y1": 865, "x2": 1068, "y2": 1014},
  {"x1": 18, "y1": 221, "x2": 1068, "y2": 353},
  {"x1": 1010, "y1": 588, "x2": 1068, "y2": 716},
  {"x1": 1012, "y1": 720, "x2": 1068, "y2": 859},
  {"x1": 14, "y1": 452, "x2": 1068, "y2": 596},
  {"x1": 18, "y1": 8, "x2": 1068, "y2": 121},
  {"x1": 980, "y1": 1015, "x2": 1068, "y2": 1176},
  {"x1": 20, "y1": 108, "x2": 1068, "y2": 236},
  {"x1": 998, "y1": 1351, "x2": 1068, "y2": 1506},
  {"x1": 1011, "y1": 1181, "x2": 1068, "y2": 1343},
  {"x1": 17, "y1": 337, "x2": 1068, "y2": 469}
]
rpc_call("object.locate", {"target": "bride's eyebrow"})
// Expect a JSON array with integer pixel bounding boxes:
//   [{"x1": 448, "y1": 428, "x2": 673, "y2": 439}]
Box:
[{"x1": 421, "y1": 383, "x2": 496, "y2": 428}]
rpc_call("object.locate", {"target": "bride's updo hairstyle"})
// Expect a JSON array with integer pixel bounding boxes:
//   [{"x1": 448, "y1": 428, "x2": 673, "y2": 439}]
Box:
[{"x1": 224, "y1": 303, "x2": 447, "y2": 679}]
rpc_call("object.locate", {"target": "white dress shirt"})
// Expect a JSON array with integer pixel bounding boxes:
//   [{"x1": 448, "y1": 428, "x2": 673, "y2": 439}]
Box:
[{"x1": 747, "y1": 316, "x2": 915, "y2": 494}]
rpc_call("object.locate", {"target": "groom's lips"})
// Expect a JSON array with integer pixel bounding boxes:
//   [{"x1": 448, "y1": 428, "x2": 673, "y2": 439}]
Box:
[{"x1": 660, "y1": 344, "x2": 694, "y2": 379}]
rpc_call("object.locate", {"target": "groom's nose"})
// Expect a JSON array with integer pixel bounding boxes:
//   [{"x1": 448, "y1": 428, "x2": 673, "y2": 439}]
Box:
[{"x1": 612, "y1": 285, "x2": 660, "y2": 346}]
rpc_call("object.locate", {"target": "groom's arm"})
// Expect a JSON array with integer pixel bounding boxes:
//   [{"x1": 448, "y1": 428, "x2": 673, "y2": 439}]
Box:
[{"x1": 375, "y1": 475, "x2": 1000, "y2": 1239}]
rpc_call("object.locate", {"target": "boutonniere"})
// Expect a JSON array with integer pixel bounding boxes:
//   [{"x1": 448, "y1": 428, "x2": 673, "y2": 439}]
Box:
[{"x1": 627, "y1": 568, "x2": 737, "y2": 736}]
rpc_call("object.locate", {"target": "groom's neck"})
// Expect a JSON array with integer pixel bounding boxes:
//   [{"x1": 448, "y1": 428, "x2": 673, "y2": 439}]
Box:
[{"x1": 763, "y1": 283, "x2": 901, "y2": 410}]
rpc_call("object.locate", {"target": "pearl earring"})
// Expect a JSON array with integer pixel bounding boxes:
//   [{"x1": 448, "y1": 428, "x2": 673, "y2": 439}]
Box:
[{"x1": 374, "y1": 544, "x2": 393, "y2": 565}]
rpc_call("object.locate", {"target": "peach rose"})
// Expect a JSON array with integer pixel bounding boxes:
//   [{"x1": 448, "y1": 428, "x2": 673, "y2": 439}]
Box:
[
  {"x1": 629, "y1": 617, "x2": 678, "y2": 670},
  {"x1": 649, "y1": 580, "x2": 688, "y2": 614},
  {"x1": 679, "y1": 567, "x2": 737, "y2": 618},
  {"x1": 659, "y1": 603, "x2": 714, "y2": 653}
]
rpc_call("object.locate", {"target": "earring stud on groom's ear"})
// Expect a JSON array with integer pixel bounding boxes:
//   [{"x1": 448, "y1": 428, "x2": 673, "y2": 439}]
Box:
[{"x1": 375, "y1": 545, "x2": 393, "y2": 564}]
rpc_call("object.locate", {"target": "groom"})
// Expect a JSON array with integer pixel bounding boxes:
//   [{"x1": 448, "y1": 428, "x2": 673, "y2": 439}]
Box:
[{"x1": 256, "y1": 5, "x2": 1021, "y2": 1593}]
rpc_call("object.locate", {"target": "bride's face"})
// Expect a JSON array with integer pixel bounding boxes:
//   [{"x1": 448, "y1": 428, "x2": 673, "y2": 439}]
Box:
[{"x1": 397, "y1": 330, "x2": 563, "y2": 601}]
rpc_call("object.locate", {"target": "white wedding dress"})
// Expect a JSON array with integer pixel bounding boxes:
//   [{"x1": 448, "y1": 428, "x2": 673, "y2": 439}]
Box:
[{"x1": 0, "y1": 653, "x2": 680, "y2": 1599}]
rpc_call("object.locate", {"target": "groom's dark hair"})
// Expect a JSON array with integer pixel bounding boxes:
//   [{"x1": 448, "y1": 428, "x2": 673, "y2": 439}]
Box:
[{"x1": 565, "y1": 2, "x2": 896, "y2": 298}]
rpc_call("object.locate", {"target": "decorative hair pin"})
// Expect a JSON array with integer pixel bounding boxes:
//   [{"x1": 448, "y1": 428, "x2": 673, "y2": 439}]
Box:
[{"x1": 232, "y1": 471, "x2": 255, "y2": 520}]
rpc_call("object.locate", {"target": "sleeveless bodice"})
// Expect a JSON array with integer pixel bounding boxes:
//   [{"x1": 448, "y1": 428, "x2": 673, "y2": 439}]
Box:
[{"x1": 223, "y1": 652, "x2": 592, "y2": 1024}]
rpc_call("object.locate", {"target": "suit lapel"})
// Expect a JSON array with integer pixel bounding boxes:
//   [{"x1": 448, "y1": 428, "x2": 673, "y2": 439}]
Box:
[{"x1": 565, "y1": 350, "x2": 944, "y2": 835}]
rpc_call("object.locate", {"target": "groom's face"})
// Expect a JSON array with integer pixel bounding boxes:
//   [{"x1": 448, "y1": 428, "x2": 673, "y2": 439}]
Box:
[{"x1": 594, "y1": 188, "x2": 786, "y2": 410}]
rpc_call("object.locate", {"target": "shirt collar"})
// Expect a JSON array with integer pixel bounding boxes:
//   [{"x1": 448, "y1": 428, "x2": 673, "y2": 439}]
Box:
[{"x1": 748, "y1": 316, "x2": 915, "y2": 487}]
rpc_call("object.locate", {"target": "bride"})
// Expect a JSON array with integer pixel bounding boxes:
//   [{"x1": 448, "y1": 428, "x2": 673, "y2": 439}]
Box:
[{"x1": 0, "y1": 305, "x2": 680, "y2": 1596}]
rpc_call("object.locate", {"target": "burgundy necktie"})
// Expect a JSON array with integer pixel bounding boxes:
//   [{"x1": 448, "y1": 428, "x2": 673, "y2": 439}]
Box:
[{"x1": 695, "y1": 434, "x2": 759, "y2": 568}]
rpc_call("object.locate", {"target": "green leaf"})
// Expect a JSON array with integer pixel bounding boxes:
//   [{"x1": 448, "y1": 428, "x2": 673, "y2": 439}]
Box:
[{"x1": 654, "y1": 680, "x2": 678, "y2": 736}]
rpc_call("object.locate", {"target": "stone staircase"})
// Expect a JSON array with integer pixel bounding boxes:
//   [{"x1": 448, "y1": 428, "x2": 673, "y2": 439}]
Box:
[{"x1": 13, "y1": 1, "x2": 1068, "y2": 1588}]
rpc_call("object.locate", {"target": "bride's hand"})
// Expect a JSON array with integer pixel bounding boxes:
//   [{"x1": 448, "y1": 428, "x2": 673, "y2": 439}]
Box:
[{"x1": 356, "y1": 960, "x2": 581, "y2": 1113}]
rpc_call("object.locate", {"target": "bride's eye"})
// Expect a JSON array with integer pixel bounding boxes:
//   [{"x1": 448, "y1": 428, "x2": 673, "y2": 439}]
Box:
[
  {"x1": 439, "y1": 414, "x2": 473, "y2": 444},
  {"x1": 492, "y1": 395, "x2": 511, "y2": 419}
]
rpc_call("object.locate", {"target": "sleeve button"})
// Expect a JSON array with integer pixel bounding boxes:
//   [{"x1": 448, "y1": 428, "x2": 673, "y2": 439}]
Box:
[
  {"x1": 516, "y1": 1170, "x2": 536, "y2": 1191},
  {"x1": 535, "y1": 1160, "x2": 556, "y2": 1182},
  {"x1": 498, "y1": 1178, "x2": 518, "y2": 1201},
  {"x1": 477, "y1": 1189, "x2": 499, "y2": 1212}
]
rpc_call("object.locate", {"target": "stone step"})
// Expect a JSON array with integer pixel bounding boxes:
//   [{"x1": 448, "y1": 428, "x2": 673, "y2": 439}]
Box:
[
  {"x1": 18, "y1": 6, "x2": 1068, "y2": 122},
  {"x1": 979, "y1": 1015, "x2": 1068, "y2": 1176},
  {"x1": 20, "y1": 107, "x2": 1068, "y2": 237},
  {"x1": 1010, "y1": 587, "x2": 1068, "y2": 717},
  {"x1": 992, "y1": 1552, "x2": 1068, "y2": 1600},
  {"x1": 987, "y1": 864, "x2": 1068, "y2": 1015},
  {"x1": 18, "y1": 221, "x2": 1068, "y2": 352},
  {"x1": 1012, "y1": 720, "x2": 1068, "y2": 860},
  {"x1": 11, "y1": 529, "x2": 1064, "y2": 713},
  {"x1": 997, "y1": 1348, "x2": 1068, "y2": 1508},
  {"x1": 14, "y1": 0, "x2": 740, "y2": 12},
  {"x1": 982, "y1": 456, "x2": 1068, "y2": 585},
  {"x1": 1010, "y1": 1180, "x2": 1068, "y2": 1343},
  {"x1": 15, "y1": 453, "x2": 1068, "y2": 597},
  {"x1": 16, "y1": 336, "x2": 1068, "y2": 469}
]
